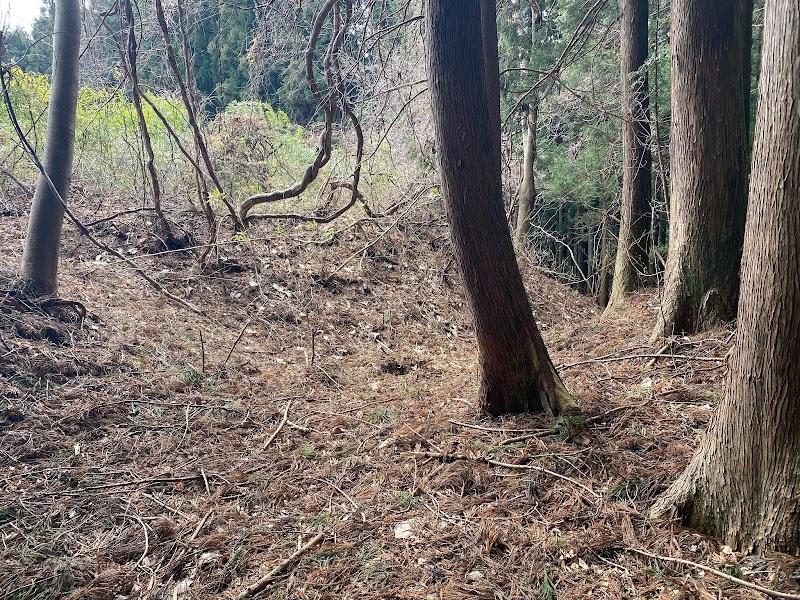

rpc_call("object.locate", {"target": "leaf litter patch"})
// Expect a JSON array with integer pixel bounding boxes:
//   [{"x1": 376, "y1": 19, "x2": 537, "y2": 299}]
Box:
[{"x1": 1, "y1": 200, "x2": 798, "y2": 599}]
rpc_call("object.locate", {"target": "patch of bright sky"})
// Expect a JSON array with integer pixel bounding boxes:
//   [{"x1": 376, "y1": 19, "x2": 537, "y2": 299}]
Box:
[{"x1": 0, "y1": 0, "x2": 42, "y2": 33}]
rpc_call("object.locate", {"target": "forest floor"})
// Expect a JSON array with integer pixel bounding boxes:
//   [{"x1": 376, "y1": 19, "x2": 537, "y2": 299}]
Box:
[{"x1": 1, "y1": 193, "x2": 799, "y2": 600}]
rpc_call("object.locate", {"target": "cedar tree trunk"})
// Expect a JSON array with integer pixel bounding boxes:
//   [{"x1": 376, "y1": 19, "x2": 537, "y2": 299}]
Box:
[
  {"x1": 20, "y1": 0, "x2": 81, "y2": 295},
  {"x1": 608, "y1": 0, "x2": 651, "y2": 308},
  {"x1": 651, "y1": 0, "x2": 800, "y2": 553},
  {"x1": 426, "y1": 0, "x2": 574, "y2": 416},
  {"x1": 653, "y1": 0, "x2": 753, "y2": 336}
]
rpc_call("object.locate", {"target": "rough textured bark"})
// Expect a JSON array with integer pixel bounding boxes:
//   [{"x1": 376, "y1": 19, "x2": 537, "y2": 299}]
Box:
[
  {"x1": 653, "y1": 0, "x2": 753, "y2": 336},
  {"x1": 608, "y1": 0, "x2": 650, "y2": 308},
  {"x1": 427, "y1": 0, "x2": 574, "y2": 416},
  {"x1": 480, "y1": 0, "x2": 501, "y2": 163},
  {"x1": 20, "y1": 0, "x2": 81, "y2": 295},
  {"x1": 651, "y1": 0, "x2": 800, "y2": 553},
  {"x1": 515, "y1": 103, "x2": 538, "y2": 246}
]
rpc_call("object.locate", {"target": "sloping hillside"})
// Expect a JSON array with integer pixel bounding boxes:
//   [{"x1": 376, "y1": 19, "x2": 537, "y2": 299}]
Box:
[{"x1": 1, "y1": 197, "x2": 796, "y2": 599}]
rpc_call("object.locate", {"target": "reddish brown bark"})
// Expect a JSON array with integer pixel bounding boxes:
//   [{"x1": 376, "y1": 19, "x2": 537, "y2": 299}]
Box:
[{"x1": 426, "y1": 0, "x2": 573, "y2": 415}]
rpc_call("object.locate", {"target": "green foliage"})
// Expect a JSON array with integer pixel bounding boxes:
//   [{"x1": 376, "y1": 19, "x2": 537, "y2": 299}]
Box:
[
  {"x1": 208, "y1": 100, "x2": 316, "y2": 201},
  {"x1": 499, "y1": 0, "x2": 623, "y2": 292},
  {"x1": 308, "y1": 512, "x2": 332, "y2": 529},
  {"x1": 0, "y1": 67, "x2": 194, "y2": 198},
  {"x1": 297, "y1": 444, "x2": 317, "y2": 459},
  {"x1": 0, "y1": 68, "x2": 50, "y2": 186},
  {"x1": 550, "y1": 415, "x2": 587, "y2": 441},
  {"x1": 722, "y1": 560, "x2": 743, "y2": 578},
  {"x1": 218, "y1": 544, "x2": 249, "y2": 590},
  {"x1": 538, "y1": 570, "x2": 558, "y2": 600},
  {"x1": 2, "y1": 27, "x2": 36, "y2": 68},
  {"x1": 394, "y1": 490, "x2": 419, "y2": 511},
  {"x1": 190, "y1": 1, "x2": 256, "y2": 111},
  {"x1": 357, "y1": 545, "x2": 392, "y2": 581},
  {"x1": 306, "y1": 547, "x2": 343, "y2": 568},
  {"x1": 177, "y1": 365, "x2": 202, "y2": 387},
  {"x1": 26, "y1": 1, "x2": 55, "y2": 75},
  {"x1": 367, "y1": 405, "x2": 397, "y2": 424},
  {"x1": 608, "y1": 478, "x2": 647, "y2": 502},
  {"x1": 0, "y1": 57, "x2": 353, "y2": 219}
]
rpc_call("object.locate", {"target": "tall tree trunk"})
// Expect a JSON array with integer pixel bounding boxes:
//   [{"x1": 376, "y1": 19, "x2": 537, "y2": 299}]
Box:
[
  {"x1": 515, "y1": 102, "x2": 539, "y2": 246},
  {"x1": 609, "y1": 0, "x2": 651, "y2": 308},
  {"x1": 557, "y1": 206, "x2": 566, "y2": 267},
  {"x1": 20, "y1": 0, "x2": 81, "y2": 295},
  {"x1": 653, "y1": 0, "x2": 753, "y2": 337},
  {"x1": 426, "y1": 0, "x2": 574, "y2": 416},
  {"x1": 651, "y1": 0, "x2": 800, "y2": 553}
]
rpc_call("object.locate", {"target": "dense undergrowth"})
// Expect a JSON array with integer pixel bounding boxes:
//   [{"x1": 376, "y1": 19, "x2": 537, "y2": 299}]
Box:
[{"x1": 0, "y1": 69, "x2": 413, "y2": 228}]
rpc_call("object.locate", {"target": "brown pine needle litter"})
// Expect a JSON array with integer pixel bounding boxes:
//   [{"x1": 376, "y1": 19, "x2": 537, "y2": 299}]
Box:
[{"x1": 2, "y1": 199, "x2": 798, "y2": 599}]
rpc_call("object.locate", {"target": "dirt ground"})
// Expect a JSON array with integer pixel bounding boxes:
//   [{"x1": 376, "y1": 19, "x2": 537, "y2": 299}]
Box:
[{"x1": 2, "y1": 193, "x2": 799, "y2": 599}]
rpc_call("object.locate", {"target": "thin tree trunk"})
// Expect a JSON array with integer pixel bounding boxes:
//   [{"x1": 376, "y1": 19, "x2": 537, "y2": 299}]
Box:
[
  {"x1": 153, "y1": 0, "x2": 241, "y2": 229},
  {"x1": 20, "y1": 0, "x2": 81, "y2": 295},
  {"x1": 597, "y1": 198, "x2": 611, "y2": 307},
  {"x1": 609, "y1": 0, "x2": 651, "y2": 308},
  {"x1": 122, "y1": 0, "x2": 176, "y2": 246},
  {"x1": 577, "y1": 237, "x2": 589, "y2": 295},
  {"x1": 515, "y1": 102, "x2": 539, "y2": 246},
  {"x1": 651, "y1": 0, "x2": 800, "y2": 553},
  {"x1": 427, "y1": 0, "x2": 574, "y2": 416},
  {"x1": 176, "y1": 0, "x2": 218, "y2": 236},
  {"x1": 650, "y1": 0, "x2": 670, "y2": 231},
  {"x1": 557, "y1": 206, "x2": 566, "y2": 267},
  {"x1": 653, "y1": 0, "x2": 753, "y2": 337}
]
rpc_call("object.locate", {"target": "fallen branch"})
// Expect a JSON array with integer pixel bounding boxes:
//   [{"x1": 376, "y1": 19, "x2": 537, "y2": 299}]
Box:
[
  {"x1": 626, "y1": 547, "x2": 800, "y2": 600},
  {"x1": 410, "y1": 450, "x2": 600, "y2": 499},
  {"x1": 585, "y1": 402, "x2": 649, "y2": 425},
  {"x1": 645, "y1": 342, "x2": 673, "y2": 369},
  {"x1": 263, "y1": 400, "x2": 292, "y2": 450},
  {"x1": 190, "y1": 508, "x2": 213, "y2": 541},
  {"x1": 316, "y1": 477, "x2": 359, "y2": 510},
  {"x1": 129, "y1": 513, "x2": 150, "y2": 567},
  {"x1": 42, "y1": 474, "x2": 205, "y2": 496},
  {"x1": 559, "y1": 353, "x2": 726, "y2": 370},
  {"x1": 498, "y1": 432, "x2": 551, "y2": 446},
  {"x1": 448, "y1": 419, "x2": 549, "y2": 435},
  {"x1": 223, "y1": 318, "x2": 252, "y2": 368},
  {"x1": 235, "y1": 531, "x2": 326, "y2": 599},
  {"x1": 84, "y1": 207, "x2": 158, "y2": 228}
]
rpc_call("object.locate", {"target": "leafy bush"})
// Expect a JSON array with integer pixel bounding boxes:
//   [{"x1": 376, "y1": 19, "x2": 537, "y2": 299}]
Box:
[
  {"x1": 208, "y1": 100, "x2": 315, "y2": 201},
  {"x1": 0, "y1": 68, "x2": 195, "y2": 202}
]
